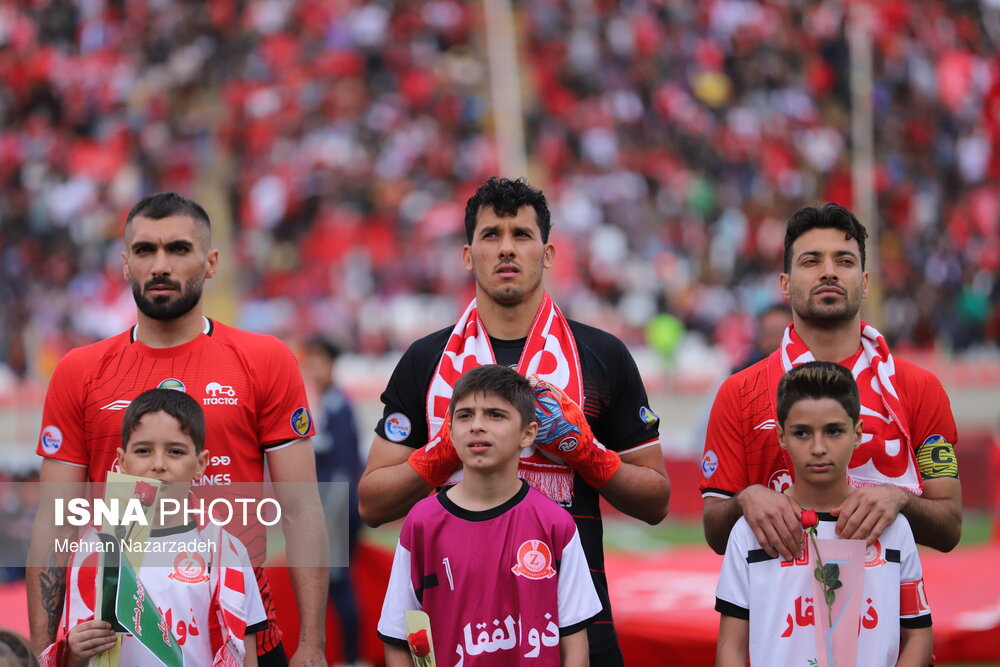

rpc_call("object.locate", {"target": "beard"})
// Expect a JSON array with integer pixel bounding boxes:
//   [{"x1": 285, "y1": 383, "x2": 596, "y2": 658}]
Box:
[
  {"x1": 793, "y1": 287, "x2": 862, "y2": 325},
  {"x1": 488, "y1": 284, "x2": 528, "y2": 307},
  {"x1": 132, "y1": 276, "x2": 203, "y2": 321}
]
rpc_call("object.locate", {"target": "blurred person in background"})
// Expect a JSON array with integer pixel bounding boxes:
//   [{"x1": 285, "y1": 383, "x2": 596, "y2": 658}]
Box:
[
  {"x1": 299, "y1": 336, "x2": 364, "y2": 667},
  {"x1": 27, "y1": 193, "x2": 328, "y2": 667},
  {"x1": 701, "y1": 203, "x2": 962, "y2": 562},
  {"x1": 358, "y1": 177, "x2": 670, "y2": 666},
  {"x1": 733, "y1": 303, "x2": 793, "y2": 372}
]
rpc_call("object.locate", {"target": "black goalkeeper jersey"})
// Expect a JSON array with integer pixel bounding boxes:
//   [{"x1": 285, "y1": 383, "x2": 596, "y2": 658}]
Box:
[{"x1": 375, "y1": 318, "x2": 662, "y2": 654}]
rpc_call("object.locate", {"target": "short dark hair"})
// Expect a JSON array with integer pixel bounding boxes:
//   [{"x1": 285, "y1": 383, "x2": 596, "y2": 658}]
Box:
[
  {"x1": 776, "y1": 361, "x2": 860, "y2": 427},
  {"x1": 121, "y1": 389, "x2": 206, "y2": 452},
  {"x1": 126, "y1": 192, "x2": 211, "y2": 229},
  {"x1": 305, "y1": 336, "x2": 342, "y2": 361},
  {"x1": 449, "y1": 365, "x2": 535, "y2": 428},
  {"x1": 0, "y1": 629, "x2": 40, "y2": 667},
  {"x1": 783, "y1": 203, "x2": 867, "y2": 272},
  {"x1": 464, "y1": 177, "x2": 552, "y2": 243}
]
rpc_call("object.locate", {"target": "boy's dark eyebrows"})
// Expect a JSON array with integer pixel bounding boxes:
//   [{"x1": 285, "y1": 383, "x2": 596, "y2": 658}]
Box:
[
  {"x1": 125, "y1": 439, "x2": 194, "y2": 449},
  {"x1": 454, "y1": 403, "x2": 512, "y2": 416}
]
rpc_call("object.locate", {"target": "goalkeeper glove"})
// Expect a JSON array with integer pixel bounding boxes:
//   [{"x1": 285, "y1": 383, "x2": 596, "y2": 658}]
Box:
[
  {"x1": 408, "y1": 414, "x2": 461, "y2": 488},
  {"x1": 531, "y1": 377, "x2": 621, "y2": 488}
]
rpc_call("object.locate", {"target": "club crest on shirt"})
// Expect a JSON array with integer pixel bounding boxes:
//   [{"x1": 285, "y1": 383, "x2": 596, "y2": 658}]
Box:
[
  {"x1": 291, "y1": 407, "x2": 312, "y2": 436},
  {"x1": 384, "y1": 413, "x2": 412, "y2": 443},
  {"x1": 768, "y1": 469, "x2": 793, "y2": 492},
  {"x1": 511, "y1": 540, "x2": 556, "y2": 580},
  {"x1": 168, "y1": 552, "x2": 209, "y2": 583},
  {"x1": 864, "y1": 540, "x2": 887, "y2": 568},
  {"x1": 158, "y1": 378, "x2": 186, "y2": 392},
  {"x1": 40, "y1": 425, "x2": 63, "y2": 455}
]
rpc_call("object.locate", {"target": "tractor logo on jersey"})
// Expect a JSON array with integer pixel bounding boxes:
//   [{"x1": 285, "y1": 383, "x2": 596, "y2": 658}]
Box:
[
  {"x1": 204, "y1": 382, "x2": 239, "y2": 406},
  {"x1": 291, "y1": 407, "x2": 312, "y2": 436},
  {"x1": 168, "y1": 552, "x2": 209, "y2": 584},
  {"x1": 511, "y1": 540, "x2": 556, "y2": 580},
  {"x1": 158, "y1": 378, "x2": 186, "y2": 392}
]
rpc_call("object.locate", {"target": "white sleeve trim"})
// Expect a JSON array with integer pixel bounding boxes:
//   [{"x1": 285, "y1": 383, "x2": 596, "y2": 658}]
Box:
[
  {"x1": 41, "y1": 458, "x2": 88, "y2": 468},
  {"x1": 557, "y1": 529, "x2": 602, "y2": 628},
  {"x1": 262, "y1": 438, "x2": 307, "y2": 453},
  {"x1": 617, "y1": 437, "x2": 662, "y2": 456},
  {"x1": 378, "y1": 542, "x2": 421, "y2": 641}
]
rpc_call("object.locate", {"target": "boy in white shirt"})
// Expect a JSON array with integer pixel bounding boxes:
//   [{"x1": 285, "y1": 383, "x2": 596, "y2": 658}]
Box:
[
  {"x1": 42, "y1": 389, "x2": 266, "y2": 666},
  {"x1": 715, "y1": 361, "x2": 933, "y2": 666}
]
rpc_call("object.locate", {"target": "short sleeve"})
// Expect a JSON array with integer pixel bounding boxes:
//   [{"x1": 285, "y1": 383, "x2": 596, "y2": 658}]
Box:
[
  {"x1": 374, "y1": 340, "x2": 437, "y2": 449},
  {"x1": 235, "y1": 541, "x2": 268, "y2": 631},
  {"x1": 37, "y1": 352, "x2": 89, "y2": 466},
  {"x1": 556, "y1": 528, "x2": 602, "y2": 633},
  {"x1": 598, "y1": 338, "x2": 661, "y2": 455},
  {"x1": 255, "y1": 340, "x2": 315, "y2": 448},
  {"x1": 715, "y1": 519, "x2": 751, "y2": 619},
  {"x1": 905, "y1": 366, "x2": 958, "y2": 452},
  {"x1": 700, "y1": 375, "x2": 750, "y2": 498},
  {"x1": 896, "y1": 518, "x2": 932, "y2": 627},
  {"x1": 377, "y1": 540, "x2": 421, "y2": 644}
]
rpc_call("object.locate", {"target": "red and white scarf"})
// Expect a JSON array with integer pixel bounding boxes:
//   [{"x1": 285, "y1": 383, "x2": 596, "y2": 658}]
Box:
[
  {"x1": 427, "y1": 293, "x2": 583, "y2": 503},
  {"x1": 767, "y1": 321, "x2": 921, "y2": 495}
]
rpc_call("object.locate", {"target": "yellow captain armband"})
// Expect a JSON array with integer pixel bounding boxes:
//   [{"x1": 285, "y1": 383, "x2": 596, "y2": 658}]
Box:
[{"x1": 916, "y1": 435, "x2": 959, "y2": 479}]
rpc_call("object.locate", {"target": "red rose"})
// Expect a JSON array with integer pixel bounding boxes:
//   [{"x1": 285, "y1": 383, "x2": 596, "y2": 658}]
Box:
[
  {"x1": 801, "y1": 509, "x2": 819, "y2": 530},
  {"x1": 134, "y1": 481, "x2": 157, "y2": 507},
  {"x1": 408, "y1": 629, "x2": 430, "y2": 658}
]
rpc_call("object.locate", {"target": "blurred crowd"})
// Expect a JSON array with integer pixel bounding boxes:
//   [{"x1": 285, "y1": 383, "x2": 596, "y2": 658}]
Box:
[{"x1": 1, "y1": 0, "x2": 999, "y2": 395}]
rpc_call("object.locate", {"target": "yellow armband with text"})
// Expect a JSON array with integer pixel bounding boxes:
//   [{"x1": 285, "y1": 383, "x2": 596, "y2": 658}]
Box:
[{"x1": 916, "y1": 435, "x2": 959, "y2": 479}]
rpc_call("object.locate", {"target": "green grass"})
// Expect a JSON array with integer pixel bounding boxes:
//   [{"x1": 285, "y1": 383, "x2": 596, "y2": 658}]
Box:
[
  {"x1": 362, "y1": 511, "x2": 995, "y2": 553},
  {"x1": 598, "y1": 511, "x2": 995, "y2": 552}
]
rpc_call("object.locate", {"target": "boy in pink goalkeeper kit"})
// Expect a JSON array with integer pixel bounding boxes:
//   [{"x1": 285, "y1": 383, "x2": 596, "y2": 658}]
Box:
[
  {"x1": 715, "y1": 362, "x2": 932, "y2": 666},
  {"x1": 378, "y1": 365, "x2": 600, "y2": 666}
]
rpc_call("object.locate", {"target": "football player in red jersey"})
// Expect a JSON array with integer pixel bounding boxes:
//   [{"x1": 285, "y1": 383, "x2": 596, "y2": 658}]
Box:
[{"x1": 28, "y1": 193, "x2": 328, "y2": 667}]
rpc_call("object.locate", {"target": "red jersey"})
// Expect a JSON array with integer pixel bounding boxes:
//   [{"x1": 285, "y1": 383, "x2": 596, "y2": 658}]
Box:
[
  {"x1": 37, "y1": 318, "x2": 314, "y2": 483},
  {"x1": 37, "y1": 318, "x2": 314, "y2": 654},
  {"x1": 700, "y1": 355, "x2": 957, "y2": 498}
]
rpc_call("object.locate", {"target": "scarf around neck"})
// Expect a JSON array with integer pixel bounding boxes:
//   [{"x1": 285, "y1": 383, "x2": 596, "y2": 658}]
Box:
[
  {"x1": 426, "y1": 292, "x2": 583, "y2": 504},
  {"x1": 767, "y1": 321, "x2": 922, "y2": 495}
]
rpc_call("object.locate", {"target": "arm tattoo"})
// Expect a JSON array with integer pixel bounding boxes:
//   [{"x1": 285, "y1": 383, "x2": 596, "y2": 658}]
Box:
[{"x1": 39, "y1": 564, "x2": 66, "y2": 639}]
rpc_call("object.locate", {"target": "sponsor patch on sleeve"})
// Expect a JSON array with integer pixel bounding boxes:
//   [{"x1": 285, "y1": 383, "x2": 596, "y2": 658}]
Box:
[
  {"x1": 701, "y1": 449, "x2": 719, "y2": 479},
  {"x1": 290, "y1": 407, "x2": 312, "y2": 437},
  {"x1": 916, "y1": 435, "x2": 958, "y2": 479},
  {"x1": 384, "y1": 412, "x2": 412, "y2": 443},
  {"x1": 639, "y1": 405, "x2": 660, "y2": 429},
  {"x1": 40, "y1": 425, "x2": 63, "y2": 455}
]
